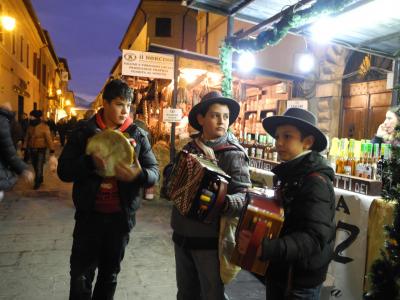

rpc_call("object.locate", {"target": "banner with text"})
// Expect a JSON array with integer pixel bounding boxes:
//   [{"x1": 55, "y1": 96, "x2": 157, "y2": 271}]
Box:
[
  {"x1": 323, "y1": 190, "x2": 375, "y2": 300},
  {"x1": 122, "y1": 50, "x2": 174, "y2": 80}
]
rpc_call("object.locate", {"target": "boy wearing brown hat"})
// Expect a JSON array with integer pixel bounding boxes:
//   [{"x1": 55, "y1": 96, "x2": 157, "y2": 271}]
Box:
[
  {"x1": 168, "y1": 91, "x2": 251, "y2": 300},
  {"x1": 238, "y1": 108, "x2": 335, "y2": 300}
]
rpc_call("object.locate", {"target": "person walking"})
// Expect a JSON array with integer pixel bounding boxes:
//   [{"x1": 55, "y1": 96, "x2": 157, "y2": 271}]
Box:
[
  {"x1": 0, "y1": 102, "x2": 33, "y2": 201},
  {"x1": 24, "y1": 109, "x2": 55, "y2": 189},
  {"x1": 57, "y1": 79, "x2": 159, "y2": 300}
]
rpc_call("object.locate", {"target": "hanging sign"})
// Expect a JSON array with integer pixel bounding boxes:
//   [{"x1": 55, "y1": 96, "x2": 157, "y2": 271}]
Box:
[
  {"x1": 287, "y1": 99, "x2": 308, "y2": 110},
  {"x1": 122, "y1": 50, "x2": 174, "y2": 80},
  {"x1": 163, "y1": 108, "x2": 183, "y2": 123}
]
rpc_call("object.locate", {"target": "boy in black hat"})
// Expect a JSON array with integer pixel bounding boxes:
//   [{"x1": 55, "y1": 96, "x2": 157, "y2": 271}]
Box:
[
  {"x1": 168, "y1": 91, "x2": 251, "y2": 300},
  {"x1": 238, "y1": 108, "x2": 336, "y2": 300}
]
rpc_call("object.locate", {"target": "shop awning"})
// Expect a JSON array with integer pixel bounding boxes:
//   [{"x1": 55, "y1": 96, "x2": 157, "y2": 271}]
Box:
[{"x1": 185, "y1": 0, "x2": 400, "y2": 59}]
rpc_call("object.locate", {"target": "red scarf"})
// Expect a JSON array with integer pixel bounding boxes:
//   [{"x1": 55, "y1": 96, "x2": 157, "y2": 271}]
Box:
[{"x1": 94, "y1": 109, "x2": 133, "y2": 213}]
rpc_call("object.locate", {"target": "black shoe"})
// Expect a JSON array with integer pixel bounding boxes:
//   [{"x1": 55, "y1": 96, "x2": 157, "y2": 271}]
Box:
[{"x1": 33, "y1": 182, "x2": 40, "y2": 190}]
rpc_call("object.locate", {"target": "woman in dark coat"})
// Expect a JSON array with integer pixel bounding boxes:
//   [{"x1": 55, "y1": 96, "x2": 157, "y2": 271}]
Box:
[{"x1": 0, "y1": 102, "x2": 33, "y2": 200}]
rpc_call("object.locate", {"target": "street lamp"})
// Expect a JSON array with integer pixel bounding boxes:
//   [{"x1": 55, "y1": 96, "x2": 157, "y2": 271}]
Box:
[
  {"x1": 1, "y1": 16, "x2": 16, "y2": 31},
  {"x1": 56, "y1": 89, "x2": 62, "y2": 96}
]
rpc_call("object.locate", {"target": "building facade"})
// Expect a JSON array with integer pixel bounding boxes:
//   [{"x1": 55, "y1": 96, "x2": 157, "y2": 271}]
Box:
[{"x1": 0, "y1": 0, "x2": 71, "y2": 120}]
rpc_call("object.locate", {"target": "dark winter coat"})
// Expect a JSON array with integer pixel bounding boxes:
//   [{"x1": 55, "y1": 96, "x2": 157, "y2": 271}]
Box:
[
  {"x1": 0, "y1": 108, "x2": 28, "y2": 176},
  {"x1": 170, "y1": 132, "x2": 252, "y2": 247},
  {"x1": 57, "y1": 116, "x2": 159, "y2": 232},
  {"x1": 261, "y1": 151, "x2": 336, "y2": 288}
]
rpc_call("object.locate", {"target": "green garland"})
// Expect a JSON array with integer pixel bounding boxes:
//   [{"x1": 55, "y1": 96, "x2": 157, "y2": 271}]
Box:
[
  {"x1": 219, "y1": 0, "x2": 359, "y2": 96},
  {"x1": 219, "y1": 43, "x2": 233, "y2": 97}
]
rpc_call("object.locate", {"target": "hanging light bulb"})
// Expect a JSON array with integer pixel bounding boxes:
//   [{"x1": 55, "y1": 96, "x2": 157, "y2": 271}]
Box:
[
  {"x1": 238, "y1": 51, "x2": 255, "y2": 73},
  {"x1": 297, "y1": 52, "x2": 315, "y2": 73}
]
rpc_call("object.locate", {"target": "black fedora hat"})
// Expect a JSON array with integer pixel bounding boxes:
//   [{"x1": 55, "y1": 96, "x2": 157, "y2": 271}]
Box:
[
  {"x1": 189, "y1": 91, "x2": 240, "y2": 131},
  {"x1": 262, "y1": 108, "x2": 327, "y2": 152}
]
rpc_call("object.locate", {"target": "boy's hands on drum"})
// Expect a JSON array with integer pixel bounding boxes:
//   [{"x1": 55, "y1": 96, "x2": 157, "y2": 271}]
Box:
[
  {"x1": 92, "y1": 152, "x2": 106, "y2": 173},
  {"x1": 115, "y1": 157, "x2": 142, "y2": 182}
]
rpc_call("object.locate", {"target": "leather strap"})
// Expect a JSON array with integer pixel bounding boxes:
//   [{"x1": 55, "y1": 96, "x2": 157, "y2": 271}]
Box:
[{"x1": 204, "y1": 177, "x2": 228, "y2": 223}]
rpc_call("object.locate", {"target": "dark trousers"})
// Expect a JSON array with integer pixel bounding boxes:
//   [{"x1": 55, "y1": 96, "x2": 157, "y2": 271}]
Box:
[
  {"x1": 31, "y1": 148, "x2": 46, "y2": 185},
  {"x1": 266, "y1": 280, "x2": 322, "y2": 300},
  {"x1": 69, "y1": 212, "x2": 130, "y2": 300}
]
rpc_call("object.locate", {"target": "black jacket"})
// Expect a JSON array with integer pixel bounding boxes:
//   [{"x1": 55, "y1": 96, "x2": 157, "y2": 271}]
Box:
[
  {"x1": 0, "y1": 108, "x2": 28, "y2": 175},
  {"x1": 261, "y1": 151, "x2": 336, "y2": 288},
  {"x1": 57, "y1": 116, "x2": 159, "y2": 231}
]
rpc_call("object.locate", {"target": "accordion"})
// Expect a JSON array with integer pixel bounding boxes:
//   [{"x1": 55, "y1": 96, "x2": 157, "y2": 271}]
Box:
[
  {"x1": 231, "y1": 188, "x2": 284, "y2": 275},
  {"x1": 167, "y1": 150, "x2": 230, "y2": 223}
]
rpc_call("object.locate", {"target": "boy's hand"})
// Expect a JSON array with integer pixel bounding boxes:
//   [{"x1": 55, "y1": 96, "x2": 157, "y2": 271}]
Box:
[
  {"x1": 115, "y1": 157, "x2": 142, "y2": 182},
  {"x1": 91, "y1": 152, "x2": 107, "y2": 172}
]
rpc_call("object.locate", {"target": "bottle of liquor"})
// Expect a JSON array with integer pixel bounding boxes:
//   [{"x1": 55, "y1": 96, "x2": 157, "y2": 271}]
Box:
[
  {"x1": 336, "y1": 138, "x2": 347, "y2": 174},
  {"x1": 371, "y1": 143, "x2": 380, "y2": 180},
  {"x1": 375, "y1": 143, "x2": 386, "y2": 181},
  {"x1": 328, "y1": 137, "x2": 339, "y2": 172},
  {"x1": 355, "y1": 142, "x2": 366, "y2": 177},
  {"x1": 363, "y1": 143, "x2": 373, "y2": 179},
  {"x1": 344, "y1": 139, "x2": 356, "y2": 176}
]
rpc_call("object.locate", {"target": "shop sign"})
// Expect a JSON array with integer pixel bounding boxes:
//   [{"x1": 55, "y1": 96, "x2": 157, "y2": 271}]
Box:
[
  {"x1": 163, "y1": 108, "x2": 183, "y2": 122},
  {"x1": 287, "y1": 99, "x2": 308, "y2": 110},
  {"x1": 333, "y1": 174, "x2": 382, "y2": 196},
  {"x1": 122, "y1": 50, "x2": 174, "y2": 80}
]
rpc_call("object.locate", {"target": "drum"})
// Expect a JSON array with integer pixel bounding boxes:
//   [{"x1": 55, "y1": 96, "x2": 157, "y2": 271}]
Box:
[
  {"x1": 167, "y1": 150, "x2": 230, "y2": 223},
  {"x1": 231, "y1": 188, "x2": 284, "y2": 275},
  {"x1": 86, "y1": 129, "x2": 134, "y2": 177}
]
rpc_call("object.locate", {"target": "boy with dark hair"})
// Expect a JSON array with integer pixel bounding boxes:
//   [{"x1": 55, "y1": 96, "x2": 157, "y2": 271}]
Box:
[
  {"x1": 58, "y1": 79, "x2": 159, "y2": 300},
  {"x1": 238, "y1": 108, "x2": 336, "y2": 300},
  {"x1": 168, "y1": 91, "x2": 251, "y2": 300}
]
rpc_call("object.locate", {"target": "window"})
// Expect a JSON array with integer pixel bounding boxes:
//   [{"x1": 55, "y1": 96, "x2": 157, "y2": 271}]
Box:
[
  {"x1": 26, "y1": 44, "x2": 29, "y2": 69},
  {"x1": 0, "y1": 5, "x2": 3, "y2": 43},
  {"x1": 155, "y1": 18, "x2": 171, "y2": 37},
  {"x1": 12, "y1": 32, "x2": 15, "y2": 54},
  {"x1": 41, "y1": 64, "x2": 46, "y2": 85},
  {"x1": 20, "y1": 36, "x2": 23, "y2": 62},
  {"x1": 33, "y1": 52, "x2": 37, "y2": 76}
]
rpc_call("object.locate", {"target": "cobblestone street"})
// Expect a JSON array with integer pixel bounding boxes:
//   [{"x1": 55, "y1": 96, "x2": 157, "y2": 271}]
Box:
[{"x1": 0, "y1": 144, "x2": 265, "y2": 300}]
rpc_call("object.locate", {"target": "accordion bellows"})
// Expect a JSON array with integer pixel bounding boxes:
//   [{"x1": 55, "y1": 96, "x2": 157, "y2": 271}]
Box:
[{"x1": 167, "y1": 151, "x2": 230, "y2": 223}]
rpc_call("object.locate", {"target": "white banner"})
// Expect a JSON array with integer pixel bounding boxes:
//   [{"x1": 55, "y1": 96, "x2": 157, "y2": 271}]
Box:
[
  {"x1": 323, "y1": 190, "x2": 375, "y2": 300},
  {"x1": 122, "y1": 49, "x2": 174, "y2": 80}
]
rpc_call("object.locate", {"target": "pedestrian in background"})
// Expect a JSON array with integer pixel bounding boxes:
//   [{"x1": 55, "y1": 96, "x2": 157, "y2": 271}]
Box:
[
  {"x1": 0, "y1": 102, "x2": 33, "y2": 201},
  {"x1": 58, "y1": 79, "x2": 159, "y2": 300},
  {"x1": 24, "y1": 110, "x2": 55, "y2": 189}
]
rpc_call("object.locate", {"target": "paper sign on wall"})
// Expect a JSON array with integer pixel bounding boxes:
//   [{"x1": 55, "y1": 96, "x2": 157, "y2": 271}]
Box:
[
  {"x1": 163, "y1": 108, "x2": 183, "y2": 123},
  {"x1": 122, "y1": 50, "x2": 174, "y2": 80},
  {"x1": 287, "y1": 99, "x2": 308, "y2": 110}
]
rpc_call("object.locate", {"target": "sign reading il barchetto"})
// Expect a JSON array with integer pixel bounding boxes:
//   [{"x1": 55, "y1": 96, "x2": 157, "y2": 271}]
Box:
[{"x1": 122, "y1": 50, "x2": 174, "y2": 80}]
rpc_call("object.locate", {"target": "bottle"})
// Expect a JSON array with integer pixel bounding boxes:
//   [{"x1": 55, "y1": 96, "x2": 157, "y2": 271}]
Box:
[
  {"x1": 375, "y1": 144, "x2": 386, "y2": 181},
  {"x1": 336, "y1": 139, "x2": 347, "y2": 174},
  {"x1": 355, "y1": 142, "x2": 366, "y2": 177},
  {"x1": 344, "y1": 139, "x2": 355, "y2": 176},
  {"x1": 371, "y1": 143, "x2": 380, "y2": 180},
  {"x1": 363, "y1": 143, "x2": 373, "y2": 179}
]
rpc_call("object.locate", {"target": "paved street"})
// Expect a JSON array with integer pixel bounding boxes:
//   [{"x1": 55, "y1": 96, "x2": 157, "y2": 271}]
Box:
[{"x1": 0, "y1": 144, "x2": 265, "y2": 300}]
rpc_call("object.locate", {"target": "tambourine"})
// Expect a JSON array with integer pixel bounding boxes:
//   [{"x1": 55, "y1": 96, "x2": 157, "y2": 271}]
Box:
[{"x1": 86, "y1": 129, "x2": 134, "y2": 177}]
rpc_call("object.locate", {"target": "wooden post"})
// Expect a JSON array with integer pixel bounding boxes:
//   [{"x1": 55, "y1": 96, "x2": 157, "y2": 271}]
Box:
[{"x1": 170, "y1": 55, "x2": 179, "y2": 162}]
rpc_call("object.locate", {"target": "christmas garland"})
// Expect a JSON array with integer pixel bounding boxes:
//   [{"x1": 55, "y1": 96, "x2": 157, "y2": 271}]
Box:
[{"x1": 219, "y1": 0, "x2": 359, "y2": 96}]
